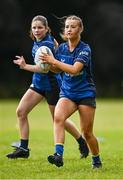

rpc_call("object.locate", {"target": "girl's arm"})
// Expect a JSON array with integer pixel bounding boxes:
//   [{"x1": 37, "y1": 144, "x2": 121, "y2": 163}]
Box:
[
  {"x1": 50, "y1": 65, "x2": 62, "y2": 73},
  {"x1": 41, "y1": 54, "x2": 84, "y2": 75},
  {"x1": 13, "y1": 56, "x2": 41, "y2": 73}
]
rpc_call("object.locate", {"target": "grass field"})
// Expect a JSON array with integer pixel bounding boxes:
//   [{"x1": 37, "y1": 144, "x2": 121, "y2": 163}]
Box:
[{"x1": 0, "y1": 99, "x2": 123, "y2": 179}]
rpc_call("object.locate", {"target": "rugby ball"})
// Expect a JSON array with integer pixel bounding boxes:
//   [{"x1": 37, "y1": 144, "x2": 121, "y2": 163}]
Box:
[{"x1": 34, "y1": 46, "x2": 53, "y2": 73}]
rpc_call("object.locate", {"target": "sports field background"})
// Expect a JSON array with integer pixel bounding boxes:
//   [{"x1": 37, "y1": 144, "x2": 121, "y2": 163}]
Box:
[{"x1": 0, "y1": 99, "x2": 123, "y2": 179}]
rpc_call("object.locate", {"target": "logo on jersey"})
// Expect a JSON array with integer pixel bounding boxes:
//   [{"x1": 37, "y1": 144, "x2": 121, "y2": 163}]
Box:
[
  {"x1": 79, "y1": 51, "x2": 89, "y2": 56},
  {"x1": 61, "y1": 58, "x2": 65, "y2": 62}
]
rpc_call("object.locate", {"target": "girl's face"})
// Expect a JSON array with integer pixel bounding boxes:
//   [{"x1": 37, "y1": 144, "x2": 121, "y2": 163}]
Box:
[
  {"x1": 31, "y1": 20, "x2": 48, "y2": 41},
  {"x1": 64, "y1": 19, "x2": 82, "y2": 41}
]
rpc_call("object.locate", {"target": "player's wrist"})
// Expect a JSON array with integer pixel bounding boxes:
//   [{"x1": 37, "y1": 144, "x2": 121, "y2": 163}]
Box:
[
  {"x1": 20, "y1": 63, "x2": 26, "y2": 70},
  {"x1": 52, "y1": 59, "x2": 57, "y2": 66}
]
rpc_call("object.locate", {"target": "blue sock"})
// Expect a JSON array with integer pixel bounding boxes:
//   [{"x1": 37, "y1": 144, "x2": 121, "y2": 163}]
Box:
[
  {"x1": 77, "y1": 135, "x2": 86, "y2": 145},
  {"x1": 92, "y1": 155, "x2": 101, "y2": 164},
  {"x1": 55, "y1": 144, "x2": 64, "y2": 156},
  {"x1": 20, "y1": 139, "x2": 28, "y2": 149}
]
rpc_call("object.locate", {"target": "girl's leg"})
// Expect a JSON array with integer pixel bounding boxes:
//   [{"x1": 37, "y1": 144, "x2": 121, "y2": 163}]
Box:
[
  {"x1": 54, "y1": 98, "x2": 77, "y2": 144},
  {"x1": 48, "y1": 104, "x2": 80, "y2": 139},
  {"x1": 48, "y1": 103, "x2": 89, "y2": 158},
  {"x1": 16, "y1": 88, "x2": 43, "y2": 140},
  {"x1": 6, "y1": 89, "x2": 43, "y2": 159},
  {"x1": 78, "y1": 105, "x2": 98, "y2": 154},
  {"x1": 48, "y1": 98, "x2": 77, "y2": 167},
  {"x1": 78, "y1": 105, "x2": 102, "y2": 168}
]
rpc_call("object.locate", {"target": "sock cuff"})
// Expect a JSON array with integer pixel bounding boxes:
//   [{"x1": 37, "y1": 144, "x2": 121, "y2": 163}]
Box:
[
  {"x1": 92, "y1": 154, "x2": 100, "y2": 157},
  {"x1": 55, "y1": 143, "x2": 64, "y2": 146},
  {"x1": 76, "y1": 136, "x2": 85, "y2": 143}
]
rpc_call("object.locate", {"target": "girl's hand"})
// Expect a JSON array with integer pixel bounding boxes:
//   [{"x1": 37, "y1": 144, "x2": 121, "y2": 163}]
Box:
[
  {"x1": 13, "y1": 56, "x2": 26, "y2": 69},
  {"x1": 40, "y1": 53, "x2": 55, "y2": 65}
]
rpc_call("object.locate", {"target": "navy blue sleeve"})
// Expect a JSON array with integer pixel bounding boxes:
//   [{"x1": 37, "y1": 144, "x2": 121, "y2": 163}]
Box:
[{"x1": 75, "y1": 46, "x2": 91, "y2": 66}]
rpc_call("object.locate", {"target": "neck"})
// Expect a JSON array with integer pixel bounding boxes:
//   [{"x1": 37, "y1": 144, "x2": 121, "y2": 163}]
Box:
[{"x1": 68, "y1": 37, "x2": 80, "y2": 52}]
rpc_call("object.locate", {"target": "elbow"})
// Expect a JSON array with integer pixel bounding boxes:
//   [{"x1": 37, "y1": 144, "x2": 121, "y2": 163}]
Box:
[{"x1": 70, "y1": 69, "x2": 79, "y2": 75}]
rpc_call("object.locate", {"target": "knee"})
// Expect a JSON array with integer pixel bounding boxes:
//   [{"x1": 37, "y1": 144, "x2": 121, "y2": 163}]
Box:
[
  {"x1": 16, "y1": 106, "x2": 26, "y2": 120},
  {"x1": 54, "y1": 115, "x2": 64, "y2": 125}
]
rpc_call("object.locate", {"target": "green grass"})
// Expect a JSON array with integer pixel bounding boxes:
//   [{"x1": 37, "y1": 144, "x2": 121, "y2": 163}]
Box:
[{"x1": 0, "y1": 99, "x2": 123, "y2": 179}]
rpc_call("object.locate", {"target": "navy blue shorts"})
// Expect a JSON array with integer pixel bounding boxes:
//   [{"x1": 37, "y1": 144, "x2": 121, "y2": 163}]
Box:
[
  {"x1": 76, "y1": 97, "x2": 96, "y2": 107},
  {"x1": 60, "y1": 96, "x2": 96, "y2": 108},
  {"x1": 30, "y1": 86, "x2": 60, "y2": 105}
]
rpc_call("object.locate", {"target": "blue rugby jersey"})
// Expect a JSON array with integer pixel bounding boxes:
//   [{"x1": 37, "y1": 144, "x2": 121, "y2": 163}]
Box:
[
  {"x1": 55, "y1": 41, "x2": 96, "y2": 101},
  {"x1": 30, "y1": 33, "x2": 61, "y2": 91}
]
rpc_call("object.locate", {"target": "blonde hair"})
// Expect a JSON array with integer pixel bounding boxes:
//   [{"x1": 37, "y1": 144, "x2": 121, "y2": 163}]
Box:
[
  {"x1": 29, "y1": 15, "x2": 51, "y2": 40},
  {"x1": 59, "y1": 15, "x2": 84, "y2": 41}
]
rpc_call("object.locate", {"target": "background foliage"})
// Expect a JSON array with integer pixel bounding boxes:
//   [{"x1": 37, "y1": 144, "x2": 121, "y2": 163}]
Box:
[{"x1": 0, "y1": 0, "x2": 123, "y2": 98}]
